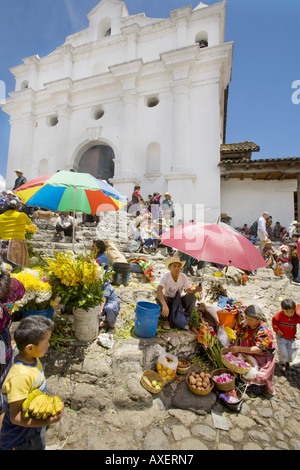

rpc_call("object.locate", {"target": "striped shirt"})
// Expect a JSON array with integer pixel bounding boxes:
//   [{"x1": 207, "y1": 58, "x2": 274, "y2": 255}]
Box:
[{"x1": 272, "y1": 311, "x2": 300, "y2": 340}]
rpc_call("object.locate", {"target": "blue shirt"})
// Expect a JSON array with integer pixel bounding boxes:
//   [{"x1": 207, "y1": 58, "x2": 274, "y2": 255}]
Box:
[
  {"x1": 96, "y1": 253, "x2": 109, "y2": 273},
  {"x1": 102, "y1": 283, "x2": 119, "y2": 303}
]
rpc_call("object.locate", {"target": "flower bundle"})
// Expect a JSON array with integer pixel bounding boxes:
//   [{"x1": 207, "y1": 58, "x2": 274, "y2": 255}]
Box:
[
  {"x1": 12, "y1": 268, "x2": 55, "y2": 311},
  {"x1": 197, "y1": 320, "x2": 224, "y2": 370},
  {"x1": 47, "y1": 250, "x2": 110, "y2": 311},
  {"x1": 25, "y1": 224, "x2": 37, "y2": 240}
]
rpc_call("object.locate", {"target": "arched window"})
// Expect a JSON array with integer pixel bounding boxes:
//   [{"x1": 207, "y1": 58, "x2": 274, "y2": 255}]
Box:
[
  {"x1": 98, "y1": 17, "x2": 112, "y2": 39},
  {"x1": 195, "y1": 31, "x2": 208, "y2": 48},
  {"x1": 21, "y1": 80, "x2": 29, "y2": 90}
]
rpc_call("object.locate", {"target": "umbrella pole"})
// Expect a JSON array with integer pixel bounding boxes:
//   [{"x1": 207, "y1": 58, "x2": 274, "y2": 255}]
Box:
[{"x1": 72, "y1": 188, "x2": 77, "y2": 250}]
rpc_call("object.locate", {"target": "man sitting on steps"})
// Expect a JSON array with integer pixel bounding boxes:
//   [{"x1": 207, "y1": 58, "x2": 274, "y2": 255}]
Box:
[{"x1": 156, "y1": 253, "x2": 202, "y2": 330}]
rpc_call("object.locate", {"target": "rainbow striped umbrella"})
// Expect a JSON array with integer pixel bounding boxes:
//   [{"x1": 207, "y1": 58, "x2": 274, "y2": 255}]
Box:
[
  {"x1": 14, "y1": 171, "x2": 127, "y2": 247},
  {"x1": 14, "y1": 171, "x2": 127, "y2": 214}
]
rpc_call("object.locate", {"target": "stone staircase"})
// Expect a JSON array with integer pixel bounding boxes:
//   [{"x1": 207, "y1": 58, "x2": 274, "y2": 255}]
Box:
[{"x1": 29, "y1": 210, "x2": 170, "y2": 286}]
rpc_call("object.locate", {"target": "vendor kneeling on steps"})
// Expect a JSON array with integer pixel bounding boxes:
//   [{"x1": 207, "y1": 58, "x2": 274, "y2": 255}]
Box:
[{"x1": 156, "y1": 252, "x2": 202, "y2": 330}]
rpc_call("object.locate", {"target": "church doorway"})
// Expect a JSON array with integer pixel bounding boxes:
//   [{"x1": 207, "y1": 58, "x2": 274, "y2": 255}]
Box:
[{"x1": 78, "y1": 145, "x2": 115, "y2": 182}]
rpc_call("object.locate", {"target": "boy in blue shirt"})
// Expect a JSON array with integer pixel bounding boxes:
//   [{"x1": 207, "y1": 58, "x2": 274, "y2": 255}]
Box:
[
  {"x1": 0, "y1": 316, "x2": 64, "y2": 450},
  {"x1": 99, "y1": 283, "x2": 120, "y2": 329}
]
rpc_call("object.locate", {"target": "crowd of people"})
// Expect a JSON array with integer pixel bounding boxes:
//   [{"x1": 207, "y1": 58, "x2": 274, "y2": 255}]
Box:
[
  {"x1": 0, "y1": 173, "x2": 299, "y2": 449},
  {"x1": 232, "y1": 212, "x2": 300, "y2": 284},
  {"x1": 126, "y1": 186, "x2": 176, "y2": 256}
]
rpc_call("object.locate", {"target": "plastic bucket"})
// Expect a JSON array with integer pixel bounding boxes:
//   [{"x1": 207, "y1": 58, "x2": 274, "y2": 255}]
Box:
[
  {"x1": 217, "y1": 309, "x2": 238, "y2": 329},
  {"x1": 112, "y1": 262, "x2": 131, "y2": 286},
  {"x1": 23, "y1": 307, "x2": 54, "y2": 320},
  {"x1": 134, "y1": 301, "x2": 161, "y2": 338},
  {"x1": 73, "y1": 307, "x2": 99, "y2": 342}
]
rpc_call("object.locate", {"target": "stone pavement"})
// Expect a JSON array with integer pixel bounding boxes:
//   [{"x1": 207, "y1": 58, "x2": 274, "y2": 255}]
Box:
[
  {"x1": 44, "y1": 336, "x2": 300, "y2": 451},
  {"x1": 29, "y1": 213, "x2": 300, "y2": 451}
]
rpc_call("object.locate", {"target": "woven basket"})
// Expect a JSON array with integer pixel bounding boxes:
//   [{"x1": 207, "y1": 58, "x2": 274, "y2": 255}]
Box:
[
  {"x1": 140, "y1": 370, "x2": 164, "y2": 394},
  {"x1": 186, "y1": 367, "x2": 214, "y2": 396},
  {"x1": 177, "y1": 359, "x2": 190, "y2": 375},
  {"x1": 211, "y1": 368, "x2": 236, "y2": 391},
  {"x1": 221, "y1": 348, "x2": 253, "y2": 374}
]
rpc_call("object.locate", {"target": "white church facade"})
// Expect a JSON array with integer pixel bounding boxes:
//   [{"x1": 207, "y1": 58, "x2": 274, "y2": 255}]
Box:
[
  {"x1": 3, "y1": 0, "x2": 233, "y2": 223},
  {"x1": 2, "y1": 0, "x2": 299, "y2": 227}
]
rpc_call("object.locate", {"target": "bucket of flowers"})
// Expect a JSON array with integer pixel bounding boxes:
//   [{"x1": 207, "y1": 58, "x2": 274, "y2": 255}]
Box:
[
  {"x1": 46, "y1": 250, "x2": 111, "y2": 342},
  {"x1": 11, "y1": 267, "x2": 57, "y2": 319}
]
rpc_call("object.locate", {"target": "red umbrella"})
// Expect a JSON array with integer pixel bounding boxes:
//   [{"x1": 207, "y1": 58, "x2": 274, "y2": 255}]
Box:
[{"x1": 161, "y1": 222, "x2": 268, "y2": 271}]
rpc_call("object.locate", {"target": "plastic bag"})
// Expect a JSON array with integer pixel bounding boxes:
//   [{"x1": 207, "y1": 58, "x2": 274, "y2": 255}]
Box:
[
  {"x1": 97, "y1": 333, "x2": 114, "y2": 349},
  {"x1": 216, "y1": 325, "x2": 230, "y2": 347},
  {"x1": 156, "y1": 352, "x2": 178, "y2": 383},
  {"x1": 242, "y1": 355, "x2": 258, "y2": 380}
]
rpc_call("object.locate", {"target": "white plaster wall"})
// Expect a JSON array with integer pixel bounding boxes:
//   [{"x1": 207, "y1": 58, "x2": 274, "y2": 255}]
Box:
[
  {"x1": 4, "y1": 0, "x2": 230, "y2": 222},
  {"x1": 221, "y1": 179, "x2": 297, "y2": 229},
  {"x1": 190, "y1": 82, "x2": 222, "y2": 223}
]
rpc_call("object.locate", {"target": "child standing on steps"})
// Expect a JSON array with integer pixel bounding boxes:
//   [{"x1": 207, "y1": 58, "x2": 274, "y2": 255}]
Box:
[
  {"x1": 0, "y1": 316, "x2": 64, "y2": 450},
  {"x1": 272, "y1": 299, "x2": 300, "y2": 371}
]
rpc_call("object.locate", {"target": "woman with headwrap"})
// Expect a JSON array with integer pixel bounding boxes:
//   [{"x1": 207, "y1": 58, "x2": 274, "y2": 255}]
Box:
[{"x1": 230, "y1": 304, "x2": 276, "y2": 396}]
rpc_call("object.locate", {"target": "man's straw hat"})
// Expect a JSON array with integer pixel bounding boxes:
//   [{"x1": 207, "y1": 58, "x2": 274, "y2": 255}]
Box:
[{"x1": 165, "y1": 252, "x2": 185, "y2": 270}]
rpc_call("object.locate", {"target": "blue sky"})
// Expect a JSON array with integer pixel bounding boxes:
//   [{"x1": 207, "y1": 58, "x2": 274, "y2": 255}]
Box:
[{"x1": 0, "y1": 0, "x2": 299, "y2": 185}]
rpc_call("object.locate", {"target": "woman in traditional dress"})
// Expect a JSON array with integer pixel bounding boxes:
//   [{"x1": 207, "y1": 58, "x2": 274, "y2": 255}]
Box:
[
  {"x1": 231, "y1": 304, "x2": 276, "y2": 396},
  {"x1": 0, "y1": 199, "x2": 31, "y2": 268}
]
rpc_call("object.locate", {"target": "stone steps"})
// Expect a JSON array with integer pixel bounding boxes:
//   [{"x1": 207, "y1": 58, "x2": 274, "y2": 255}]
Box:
[{"x1": 29, "y1": 212, "x2": 169, "y2": 285}]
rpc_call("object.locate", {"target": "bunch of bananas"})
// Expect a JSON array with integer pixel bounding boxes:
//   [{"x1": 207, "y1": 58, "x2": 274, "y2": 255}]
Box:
[{"x1": 22, "y1": 389, "x2": 63, "y2": 420}]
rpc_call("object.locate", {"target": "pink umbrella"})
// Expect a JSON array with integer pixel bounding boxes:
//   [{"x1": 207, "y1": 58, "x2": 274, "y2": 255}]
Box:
[{"x1": 161, "y1": 222, "x2": 268, "y2": 272}]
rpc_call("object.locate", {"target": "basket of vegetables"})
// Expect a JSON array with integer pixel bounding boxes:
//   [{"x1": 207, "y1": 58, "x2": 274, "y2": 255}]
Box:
[
  {"x1": 221, "y1": 348, "x2": 253, "y2": 374},
  {"x1": 211, "y1": 368, "x2": 236, "y2": 391},
  {"x1": 140, "y1": 370, "x2": 164, "y2": 394},
  {"x1": 186, "y1": 367, "x2": 214, "y2": 396}
]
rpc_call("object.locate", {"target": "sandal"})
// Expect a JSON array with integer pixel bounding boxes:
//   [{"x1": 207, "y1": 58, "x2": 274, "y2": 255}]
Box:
[{"x1": 162, "y1": 321, "x2": 171, "y2": 330}]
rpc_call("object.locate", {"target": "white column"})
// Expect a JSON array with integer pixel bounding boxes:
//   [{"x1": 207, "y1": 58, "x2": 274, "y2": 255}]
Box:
[
  {"x1": 172, "y1": 82, "x2": 190, "y2": 172},
  {"x1": 120, "y1": 92, "x2": 137, "y2": 177},
  {"x1": 56, "y1": 105, "x2": 71, "y2": 171},
  {"x1": 21, "y1": 113, "x2": 36, "y2": 178}
]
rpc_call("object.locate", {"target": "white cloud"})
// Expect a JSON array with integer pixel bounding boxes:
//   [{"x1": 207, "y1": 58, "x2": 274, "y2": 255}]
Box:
[
  {"x1": 0, "y1": 175, "x2": 6, "y2": 192},
  {"x1": 64, "y1": 0, "x2": 83, "y2": 32}
]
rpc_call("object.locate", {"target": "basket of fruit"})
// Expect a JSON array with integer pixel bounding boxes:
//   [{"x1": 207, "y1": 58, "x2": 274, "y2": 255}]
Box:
[
  {"x1": 211, "y1": 368, "x2": 236, "y2": 391},
  {"x1": 186, "y1": 367, "x2": 214, "y2": 396},
  {"x1": 221, "y1": 348, "x2": 253, "y2": 374},
  {"x1": 177, "y1": 359, "x2": 190, "y2": 375},
  {"x1": 140, "y1": 370, "x2": 164, "y2": 394}
]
